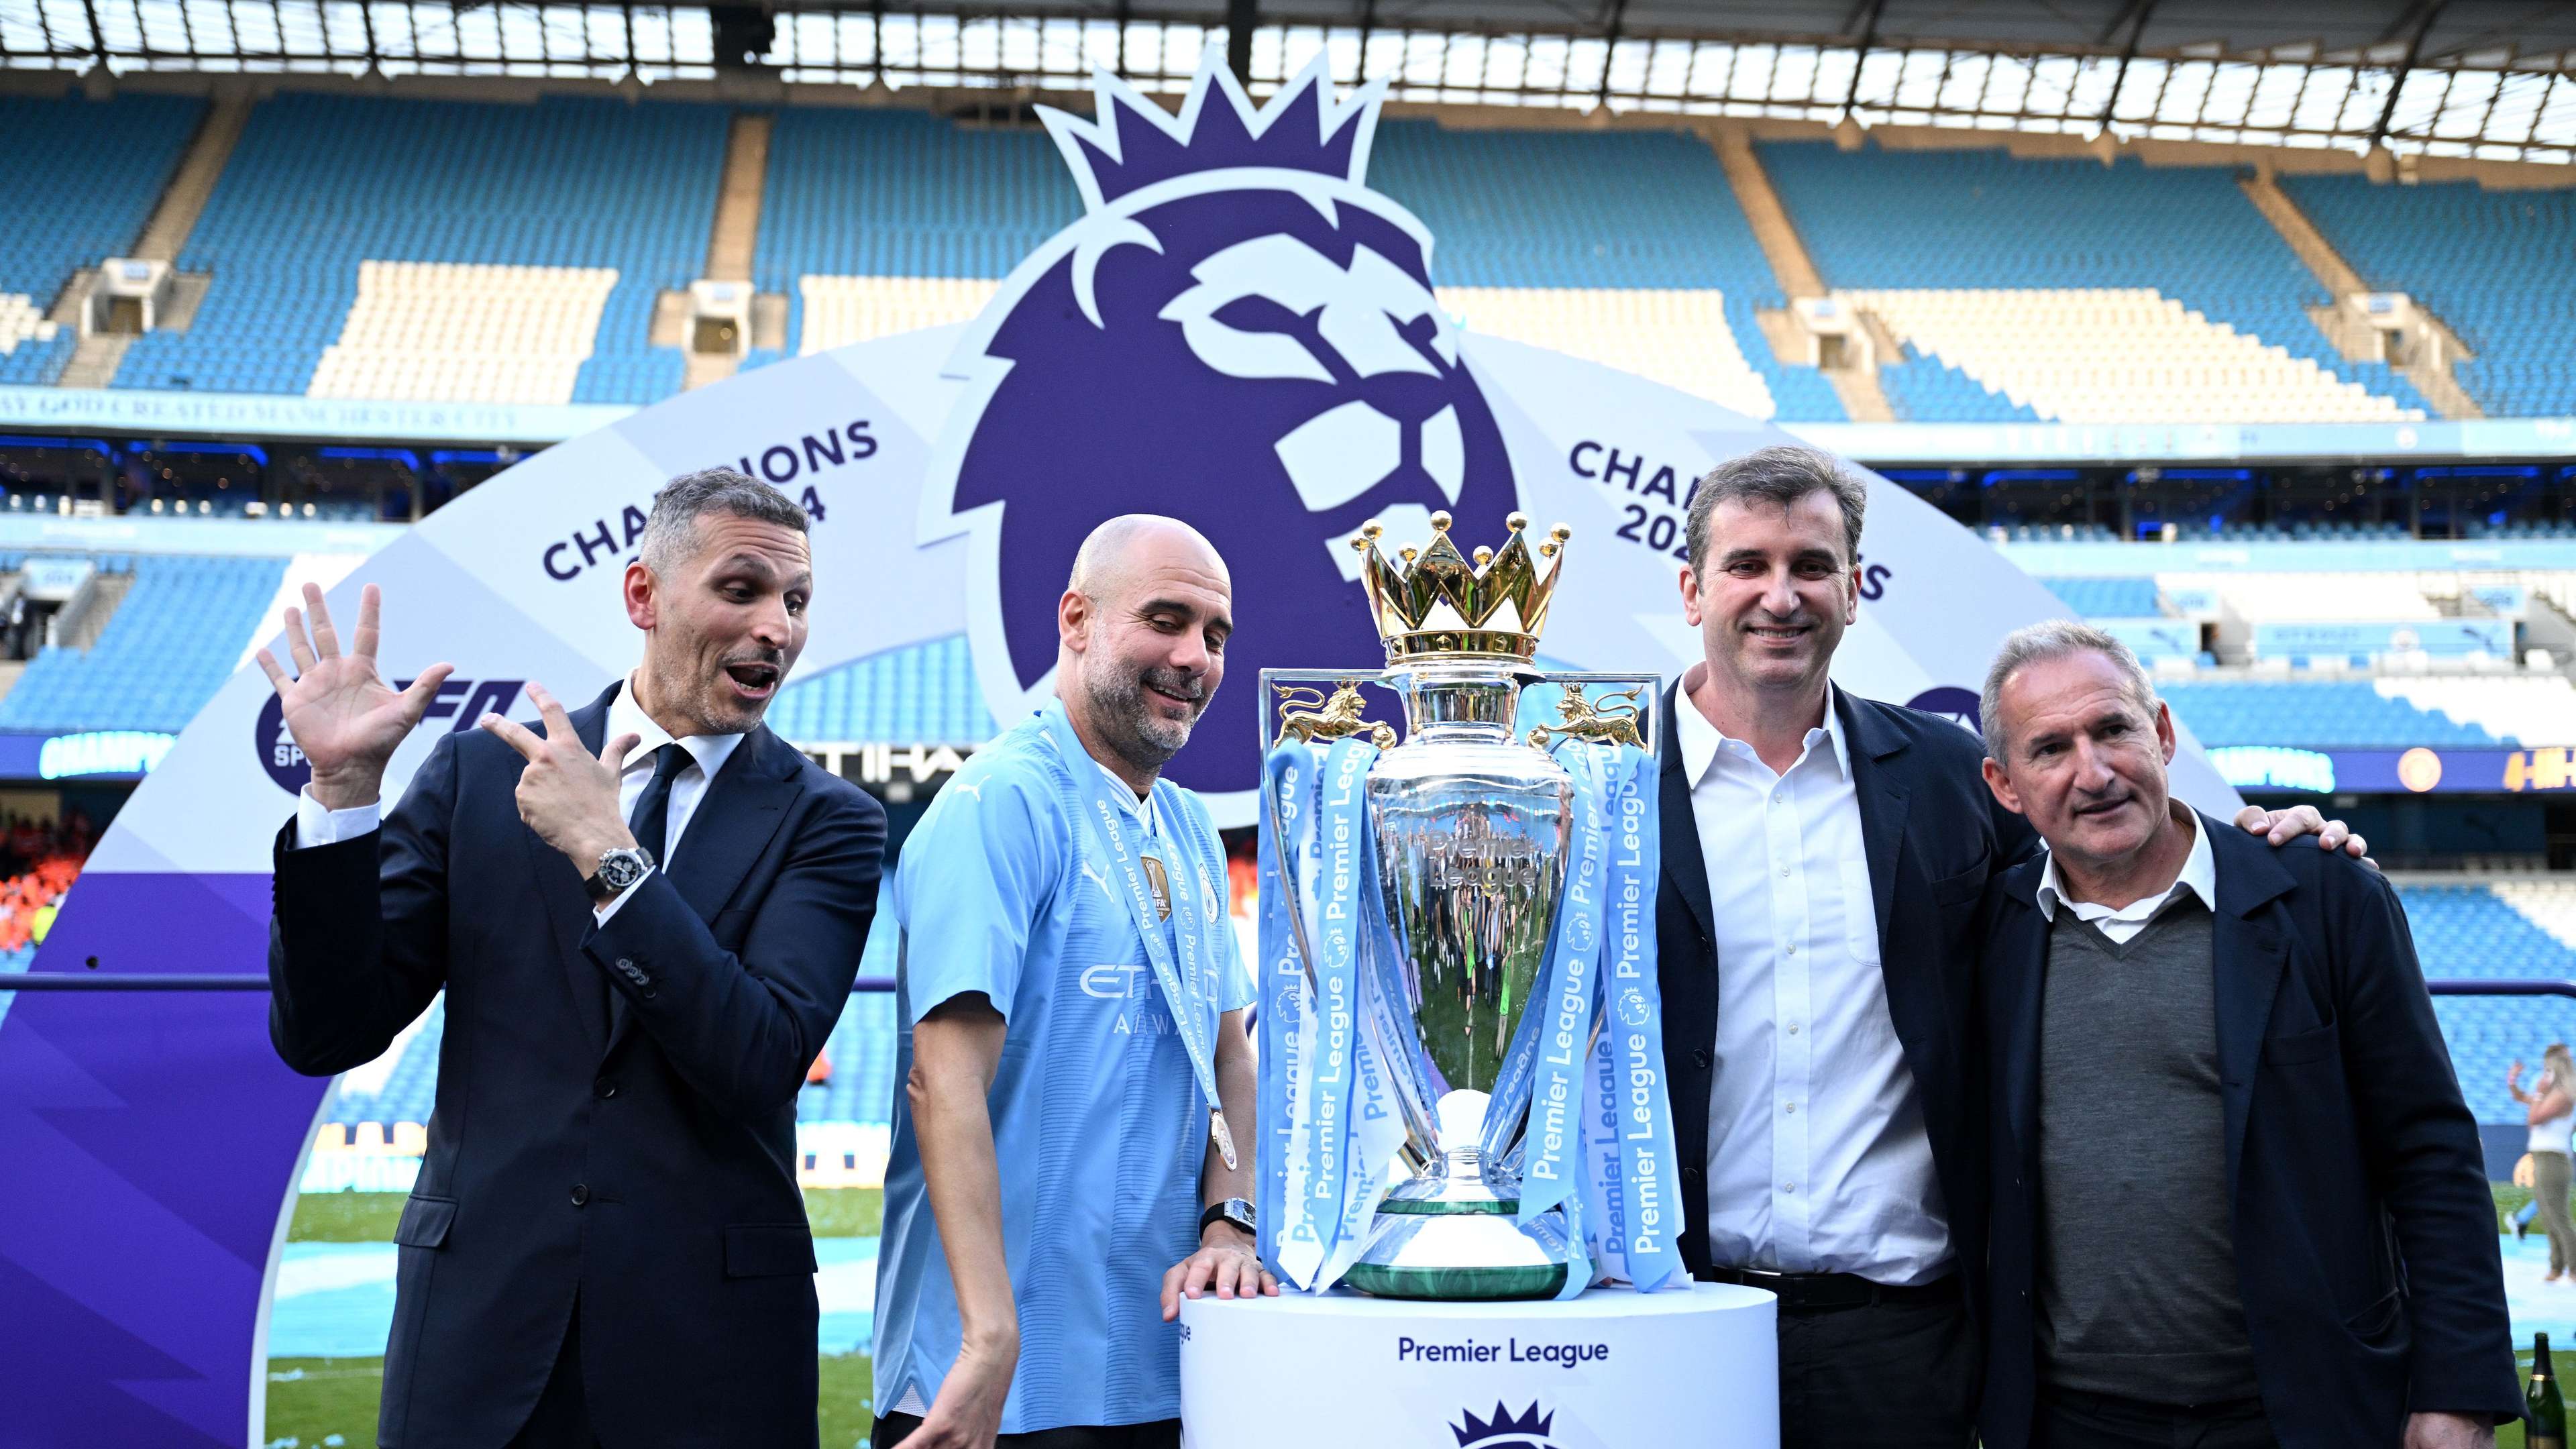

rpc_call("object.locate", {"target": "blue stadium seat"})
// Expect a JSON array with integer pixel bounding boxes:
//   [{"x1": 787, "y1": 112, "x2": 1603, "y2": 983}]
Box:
[
  {"x1": 765, "y1": 635, "x2": 996, "y2": 745},
  {"x1": 0, "y1": 555, "x2": 287, "y2": 733},
  {"x1": 2038, "y1": 576, "x2": 2162, "y2": 616},
  {"x1": 0, "y1": 94, "x2": 203, "y2": 386},
  {"x1": 2281, "y1": 175, "x2": 2576, "y2": 419},
  {"x1": 1759, "y1": 141, "x2": 2432, "y2": 421},
  {"x1": 115, "y1": 94, "x2": 728, "y2": 402},
  {"x1": 2157, "y1": 680, "x2": 2503, "y2": 749},
  {"x1": 1368, "y1": 123, "x2": 1844, "y2": 423}
]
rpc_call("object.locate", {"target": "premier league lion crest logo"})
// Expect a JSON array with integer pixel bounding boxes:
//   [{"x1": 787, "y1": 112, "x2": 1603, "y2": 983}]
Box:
[
  {"x1": 926, "y1": 50, "x2": 1519, "y2": 800},
  {"x1": 1451, "y1": 1401, "x2": 1562, "y2": 1449}
]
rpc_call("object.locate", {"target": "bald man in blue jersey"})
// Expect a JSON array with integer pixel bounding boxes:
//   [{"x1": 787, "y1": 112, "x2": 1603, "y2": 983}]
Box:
[{"x1": 870, "y1": 515, "x2": 1274, "y2": 1449}]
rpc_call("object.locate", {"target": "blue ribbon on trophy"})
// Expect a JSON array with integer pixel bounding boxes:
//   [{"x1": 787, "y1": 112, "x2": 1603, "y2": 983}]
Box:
[
  {"x1": 1580, "y1": 744, "x2": 1686, "y2": 1291},
  {"x1": 1254, "y1": 509, "x2": 1683, "y2": 1301}
]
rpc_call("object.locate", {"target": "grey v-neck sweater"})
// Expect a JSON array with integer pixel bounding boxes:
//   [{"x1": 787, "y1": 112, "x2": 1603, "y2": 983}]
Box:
[{"x1": 2036, "y1": 899, "x2": 2262, "y2": 1407}]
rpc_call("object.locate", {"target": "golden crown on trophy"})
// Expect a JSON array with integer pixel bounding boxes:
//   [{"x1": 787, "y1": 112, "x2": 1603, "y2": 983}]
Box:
[{"x1": 1352, "y1": 510, "x2": 1570, "y2": 663}]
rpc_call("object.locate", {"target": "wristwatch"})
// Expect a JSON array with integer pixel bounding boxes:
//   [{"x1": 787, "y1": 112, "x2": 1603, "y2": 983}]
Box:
[
  {"x1": 1199, "y1": 1197, "x2": 1256, "y2": 1240},
  {"x1": 584, "y1": 846, "x2": 655, "y2": 902}
]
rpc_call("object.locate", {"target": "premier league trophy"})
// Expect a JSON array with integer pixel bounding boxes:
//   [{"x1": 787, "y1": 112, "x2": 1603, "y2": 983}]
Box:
[{"x1": 1255, "y1": 511, "x2": 1684, "y2": 1303}]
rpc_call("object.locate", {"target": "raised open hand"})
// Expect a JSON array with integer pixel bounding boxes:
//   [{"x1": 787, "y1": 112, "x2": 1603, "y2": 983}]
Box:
[{"x1": 254, "y1": 582, "x2": 453, "y2": 810}]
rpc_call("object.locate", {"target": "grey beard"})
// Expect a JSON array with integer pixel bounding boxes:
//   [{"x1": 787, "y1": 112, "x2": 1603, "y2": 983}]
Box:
[{"x1": 1085, "y1": 667, "x2": 1198, "y2": 771}]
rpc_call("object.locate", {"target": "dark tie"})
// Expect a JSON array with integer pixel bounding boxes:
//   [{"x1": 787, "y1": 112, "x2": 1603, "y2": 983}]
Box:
[{"x1": 628, "y1": 743, "x2": 692, "y2": 871}]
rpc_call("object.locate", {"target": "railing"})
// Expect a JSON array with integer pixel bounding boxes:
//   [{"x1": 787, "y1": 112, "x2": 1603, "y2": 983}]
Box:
[{"x1": 2429, "y1": 980, "x2": 2576, "y2": 1000}]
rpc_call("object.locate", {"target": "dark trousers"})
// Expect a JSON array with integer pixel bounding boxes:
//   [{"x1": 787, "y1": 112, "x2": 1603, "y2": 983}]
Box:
[
  {"x1": 505, "y1": 1305, "x2": 599, "y2": 1448},
  {"x1": 869, "y1": 1413, "x2": 1179, "y2": 1448},
  {"x1": 2033, "y1": 1387, "x2": 2277, "y2": 1448},
  {"x1": 1777, "y1": 1278, "x2": 1976, "y2": 1448}
]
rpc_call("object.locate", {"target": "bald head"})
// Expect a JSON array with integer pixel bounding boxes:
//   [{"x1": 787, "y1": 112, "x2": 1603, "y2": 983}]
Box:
[
  {"x1": 1055, "y1": 514, "x2": 1234, "y2": 790},
  {"x1": 1067, "y1": 514, "x2": 1228, "y2": 601}
]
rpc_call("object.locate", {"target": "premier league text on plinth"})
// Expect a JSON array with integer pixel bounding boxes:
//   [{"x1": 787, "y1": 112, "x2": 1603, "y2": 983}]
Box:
[
  {"x1": 1177, "y1": 1285, "x2": 1778, "y2": 1448},
  {"x1": 1254, "y1": 511, "x2": 1690, "y2": 1301}
]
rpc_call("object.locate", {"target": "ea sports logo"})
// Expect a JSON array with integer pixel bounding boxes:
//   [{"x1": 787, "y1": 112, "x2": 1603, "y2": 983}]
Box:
[
  {"x1": 255, "y1": 692, "x2": 310, "y2": 795},
  {"x1": 253, "y1": 678, "x2": 525, "y2": 795},
  {"x1": 930, "y1": 52, "x2": 1519, "y2": 801},
  {"x1": 1450, "y1": 1401, "x2": 1560, "y2": 1449},
  {"x1": 1906, "y1": 686, "x2": 1982, "y2": 737}
]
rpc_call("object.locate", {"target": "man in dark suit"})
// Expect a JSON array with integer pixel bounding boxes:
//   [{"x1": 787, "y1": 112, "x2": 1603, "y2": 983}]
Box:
[
  {"x1": 262, "y1": 467, "x2": 886, "y2": 1448},
  {"x1": 1653, "y1": 446, "x2": 2360, "y2": 1446},
  {"x1": 1974, "y1": 621, "x2": 2516, "y2": 1449}
]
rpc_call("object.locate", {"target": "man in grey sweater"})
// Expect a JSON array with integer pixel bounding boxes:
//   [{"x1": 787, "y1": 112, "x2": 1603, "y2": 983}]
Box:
[{"x1": 1972, "y1": 621, "x2": 2517, "y2": 1449}]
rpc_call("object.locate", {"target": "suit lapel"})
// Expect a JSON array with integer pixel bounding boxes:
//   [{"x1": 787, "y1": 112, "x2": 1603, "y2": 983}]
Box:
[
  {"x1": 2206, "y1": 818, "x2": 2296, "y2": 1190},
  {"x1": 535, "y1": 683, "x2": 621, "y2": 1057},
  {"x1": 1839, "y1": 692, "x2": 1911, "y2": 983},
  {"x1": 1657, "y1": 686, "x2": 1716, "y2": 947},
  {"x1": 600, "y1": 727, "x2": 799, "y2": 1058},
  {"x1": 1996, "y1": 859, "x2": 2048, "y2": 1158}
]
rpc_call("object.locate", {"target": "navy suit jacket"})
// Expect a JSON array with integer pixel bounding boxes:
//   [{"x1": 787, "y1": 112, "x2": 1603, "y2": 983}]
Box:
[
  {"x1": 1976, "y1": 816, "x2": 2519, "y2": 1448},
  {"x1": 1656, "y1": 683, "x2": 2038, "y2": 1313},
  {"x1": 268, "y1": 681, "x2": 885, "y2": 1448}
]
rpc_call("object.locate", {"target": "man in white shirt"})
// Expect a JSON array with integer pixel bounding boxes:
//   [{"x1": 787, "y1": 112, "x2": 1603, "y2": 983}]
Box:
[{"x1": 1652, "y1": 446, "x2": 2362, "y2": 1447}]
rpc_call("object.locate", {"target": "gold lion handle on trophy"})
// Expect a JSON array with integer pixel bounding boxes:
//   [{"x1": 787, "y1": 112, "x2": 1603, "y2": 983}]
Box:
[
  {"x1": 1528, "y1": 684, "x2": 1645, "y2": 750},
  {"x1": 1273, "y1": 681, "x2": 1398, "y2": 750}
]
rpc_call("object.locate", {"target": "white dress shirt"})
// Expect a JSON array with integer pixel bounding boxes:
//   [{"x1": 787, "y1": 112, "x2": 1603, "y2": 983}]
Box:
[
  {"x1": 293, "y1": 676, "x2": 747, "y2": 920},
  {"x1": 2034, "y1": 804, "x2": 2215, "y2": 944},
  {"x1": 1676, "y1": 680, "x2": 1953, "y2": 1287}
]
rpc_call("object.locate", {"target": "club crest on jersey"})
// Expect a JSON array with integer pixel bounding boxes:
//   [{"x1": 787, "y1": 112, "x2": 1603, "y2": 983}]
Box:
[{"x1": 926, "y1": 48, "x2": 1521, "y2": 804}]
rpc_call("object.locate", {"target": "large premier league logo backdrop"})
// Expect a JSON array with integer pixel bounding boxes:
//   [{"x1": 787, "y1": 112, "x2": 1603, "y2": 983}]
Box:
[
  {"x1": 0, "y1": 47, "x2": 2243, "y2": 1446},
  {"x1": 930, "y1": 60, "x2": 1515, "y2": 793}
]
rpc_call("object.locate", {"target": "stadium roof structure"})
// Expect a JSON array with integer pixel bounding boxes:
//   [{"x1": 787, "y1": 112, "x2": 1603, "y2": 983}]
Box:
[{"x1": 2, "y1": 0, "x2": 2572, "y2": 163}]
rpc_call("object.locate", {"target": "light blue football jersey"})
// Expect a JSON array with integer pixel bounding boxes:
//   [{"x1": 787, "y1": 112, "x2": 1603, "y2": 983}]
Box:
[{"x1": 869, "y1": 704, "x2": 1255, "y2": 1432}]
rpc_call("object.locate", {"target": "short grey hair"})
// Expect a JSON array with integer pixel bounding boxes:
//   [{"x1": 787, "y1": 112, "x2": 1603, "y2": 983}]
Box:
[
  {"x1": 1684, "y1": 445, "x2": 1869, "y2": 572},
  {"x1": 638, "y1": 466, "x2": 808, "y2": 575},
  {"x1": 1979, "y1": 619, "x2": 2161, "y2": 763}
]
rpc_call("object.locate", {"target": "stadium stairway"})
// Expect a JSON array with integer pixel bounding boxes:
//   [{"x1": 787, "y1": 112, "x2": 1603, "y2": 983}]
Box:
[
  {"x1": 2237, "y1": 169, "x2": 2483, "y2": 420},
  {"x1": 0, "y1": 93, "x2": 204, "y2": 387},
  {"x1": 2282, "y1": 174, "x2": 2576, "y2": 421},
  {"x1": 55, "y1": 95, "x2": 250, "y2": 390},
  {"x1": 1759, "y1": 140, "x2": 2438, "y2": 425}
]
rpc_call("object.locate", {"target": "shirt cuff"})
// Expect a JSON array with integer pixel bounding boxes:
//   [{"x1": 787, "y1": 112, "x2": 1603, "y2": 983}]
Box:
[
  {"x1": 292, "y1": 787, "x2": 381, "y2": 849},
  {"x1": 594, "y1": 865, "x2": 655, "y2": 923}
]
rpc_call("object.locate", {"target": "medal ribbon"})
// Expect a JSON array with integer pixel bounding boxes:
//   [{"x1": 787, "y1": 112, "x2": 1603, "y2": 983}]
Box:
[{"x1": 1039, "y1": 704, "x2": 1228, "y2": 1157}]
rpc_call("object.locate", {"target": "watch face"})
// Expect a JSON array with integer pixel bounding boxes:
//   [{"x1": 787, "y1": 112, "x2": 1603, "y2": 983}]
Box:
[{"x1": 602, "y1": 851, "x2": 648, "y2": 888}]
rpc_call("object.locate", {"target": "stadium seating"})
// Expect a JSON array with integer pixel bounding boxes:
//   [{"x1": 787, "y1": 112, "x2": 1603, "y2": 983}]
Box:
[
  {"x1": 794, "y1": 276, "x2": 999, "y2": 356},
  {"x1": 116, "y1": 93, "x2": 728, "y2": 402},
  {"x1": 2039, "y1": 576, "x2": 2165, "y2": 616},
  {"x1": 2157, "y1": 680, "x2": 2504, "y2": 748},
  {"x1": 765, "y1": 635, "x2": 997, "y2": 745},
  {"x1": 2402, "y1": 881, "x2": 2576, "y2": 1124},
  {"x1": 1435, "y1": 285, "x2": 1776, "y2": 413},
  {"x1": 2282, "y1": 175, "x2": 2576, "y2": 419},
  {"x1": 305, "y1": 261, "x2": 622, "y2": 404},
  {"x1": 1368, "y1": 122, "x2": 1841, "y2": 421},
  {"x1": 755, "y1": 107, "x2": 1076, "y2": 358},
  {"x1": 799, "y1": 992, "x2": 898, "y2": 1125},
  {"x1": 1760, "y1": 142, "x2": 2434, "y2": 423},
  {"x1": 1841, "y1": 286, "x2": 2416, "y2": 423},
  {"x1": 0, "y1": 555, "x2": 287, "y2": 733},
  {"x1": 0, "y1": 93, "x2": 203, "y2": 386}
]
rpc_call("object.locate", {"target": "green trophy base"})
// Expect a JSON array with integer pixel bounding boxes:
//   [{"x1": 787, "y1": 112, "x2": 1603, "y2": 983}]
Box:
[{"x1": 1341, "y1": 1155, "x2": 1574, "y2": 1301}]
